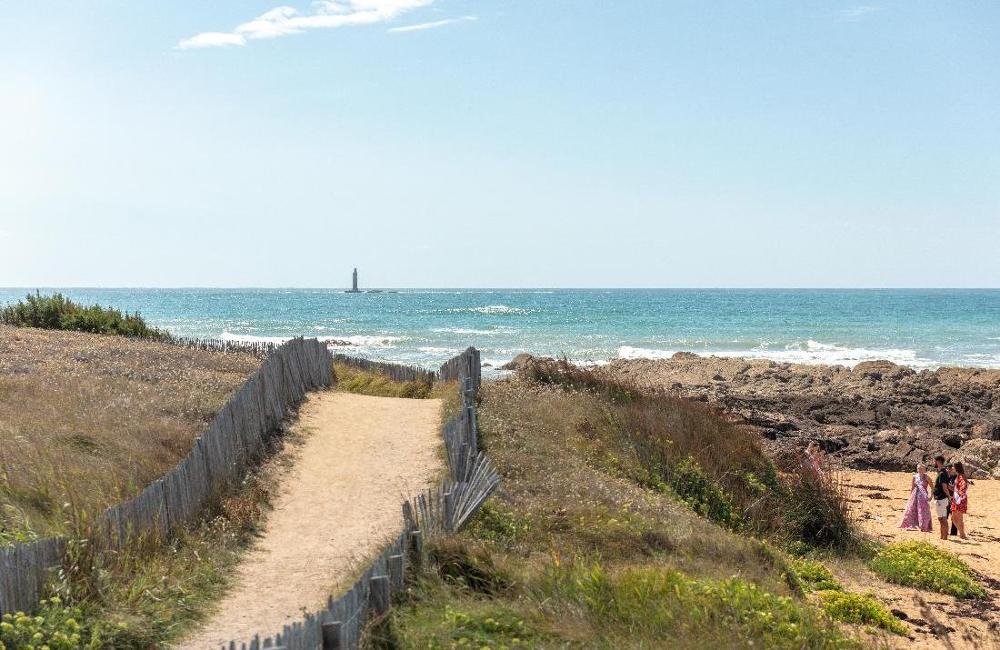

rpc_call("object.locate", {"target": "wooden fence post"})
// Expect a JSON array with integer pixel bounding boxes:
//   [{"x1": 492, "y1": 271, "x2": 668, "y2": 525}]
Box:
[
  {"x1": 388, "y1": 554, "x2": 405, "y2": 592},
  {"x1": 409, "y1": 529, "x2": 423, "y2": 570},
  {"x1": 321, "y1": 621, "x2": 342, "y2": 649},
  {"x1": 369, "y1": 575, "x2": 390, "y2": 615}
]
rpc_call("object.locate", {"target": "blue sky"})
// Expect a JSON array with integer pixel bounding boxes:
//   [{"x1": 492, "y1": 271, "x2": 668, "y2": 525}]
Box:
[{"x1": 1, "y1": 1, "x2": 997, "y2": 288}]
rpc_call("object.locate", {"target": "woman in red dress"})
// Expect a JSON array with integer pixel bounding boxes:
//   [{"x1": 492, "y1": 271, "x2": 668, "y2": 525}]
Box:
[{"x1": 950, "y1": 462, "x2": 969, "y2": 540}]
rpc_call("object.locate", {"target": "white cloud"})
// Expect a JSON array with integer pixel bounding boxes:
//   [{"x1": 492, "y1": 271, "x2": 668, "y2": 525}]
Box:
[
  {"x1": 177, "y1": 0, "x2": 436, "y2": 49},
  {"x1": 839, "y1": 5, "x2": 881, "y2": 19},
  {"x1": 388, "y1": 15, "x2": 477, "y2": 33},
  {"x1": 176, "y1": 32, "x2": 247, "y2": 50}
]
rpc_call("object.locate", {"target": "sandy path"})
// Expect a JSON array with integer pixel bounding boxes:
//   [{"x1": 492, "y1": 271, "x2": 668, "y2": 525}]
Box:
[
  {"x1": 179, "y1": 392, "x2": 443, "y2": 649},
  {"x1": 841, "y1": 470, "x2": 1000, "y2": 648}
]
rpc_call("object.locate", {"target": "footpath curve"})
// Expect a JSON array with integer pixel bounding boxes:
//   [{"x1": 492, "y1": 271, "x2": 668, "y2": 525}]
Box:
[{"x1": 179, "y1": 391, "x2": 443, "y2": 649}]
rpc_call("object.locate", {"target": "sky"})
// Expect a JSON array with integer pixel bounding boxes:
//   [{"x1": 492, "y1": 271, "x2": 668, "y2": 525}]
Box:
[{"x1": 1, "y1": 1, "x2": 998, "y2": 288}]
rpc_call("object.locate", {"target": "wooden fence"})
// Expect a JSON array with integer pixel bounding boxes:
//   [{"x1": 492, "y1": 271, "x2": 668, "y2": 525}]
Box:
[
  {"x1": 217, "y1": 347, "x2": 499, "y2": 650},
  {"x1": 0, "y1": 337, "x2": 333, "y2": 617},
  {"x1": 169, "y1": 336, "x2": 280, "y2": 358},
  {"x1": 332, "y1": 354, "x2": 435, "y2": 384}
]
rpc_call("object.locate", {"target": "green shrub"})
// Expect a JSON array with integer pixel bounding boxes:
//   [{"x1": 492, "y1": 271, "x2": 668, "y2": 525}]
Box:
[
  {"x1": 466, "y1": 500, "x2": 529, "y2": 547},
  {"x1": 668, "y1": 456, "x2": 735, "y2": 526},
  {"x1": 369, "y1": 601, "x2": 535, "y2": 650},
  {"x1": 790, "y1": 559, "x2": 842, "y2": 592},
  {"x1": 441, "y1": 606, "x2": 532, "y2": 648},
  {"x1": 0, "y1": 596, "x2": 126, "y2": 649},
  {"x1": 0, "y1": 292, "x2": 167, "y2": 339},
  {"x1": 818, "y1": 590, "x2": 907, "y2": 635},
  {"x1": 869, "y1": 541, "x2": 985, "y2": 598}
]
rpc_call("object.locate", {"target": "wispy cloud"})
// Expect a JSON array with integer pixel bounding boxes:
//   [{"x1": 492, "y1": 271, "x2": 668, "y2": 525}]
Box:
[
  {"x1": 839, "y1": 5, "x2": 881, "y2": 20},
  {"x1": 388, "y1": 15, "x2": 477, "y2": 33},
  {"x1": 176, "y1": 0, "x2": 435, "y2": 50}
]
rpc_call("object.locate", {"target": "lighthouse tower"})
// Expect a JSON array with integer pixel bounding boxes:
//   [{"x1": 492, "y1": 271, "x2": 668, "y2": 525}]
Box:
[{"x1": 346, "y1": 268, "x2": 361, "y2": 293}]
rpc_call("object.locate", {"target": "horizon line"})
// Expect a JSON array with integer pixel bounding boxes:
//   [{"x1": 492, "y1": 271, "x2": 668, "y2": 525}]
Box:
[{"x1": 3, "y1": 286, "x2": 1000, "y2": 291}]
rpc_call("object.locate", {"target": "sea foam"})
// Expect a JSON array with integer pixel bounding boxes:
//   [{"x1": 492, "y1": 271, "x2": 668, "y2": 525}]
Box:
[{"x1": 616, "y1": 341, "x2": 929, "y2": 368}]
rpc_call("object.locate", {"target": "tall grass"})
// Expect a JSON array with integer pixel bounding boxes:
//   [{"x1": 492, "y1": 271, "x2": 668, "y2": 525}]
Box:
[
  {"x1": 0, "y1": 292, "x2": 168, "y2": 339},
  {"x1": 521, "y1": 357, "x2": 860, "y2": 549},
  {"x1": 0, "y1": 326, "x2": 259, "y2": 542}
]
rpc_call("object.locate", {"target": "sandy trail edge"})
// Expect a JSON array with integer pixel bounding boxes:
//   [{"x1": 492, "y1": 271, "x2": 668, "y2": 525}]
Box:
[{"x1": 178, "y1": 392, "x2": 443, "y2": 649}]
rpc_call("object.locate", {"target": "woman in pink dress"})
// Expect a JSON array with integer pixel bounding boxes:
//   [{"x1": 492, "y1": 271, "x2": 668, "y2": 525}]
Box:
[{"x1": 900, "y1": 463, "x2": 933, "y2": 532}]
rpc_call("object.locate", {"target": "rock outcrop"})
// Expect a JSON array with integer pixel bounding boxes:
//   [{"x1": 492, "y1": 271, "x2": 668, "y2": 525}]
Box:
[{"x1": 601, "y1": 354, "x2": 1000, "y2": 475}]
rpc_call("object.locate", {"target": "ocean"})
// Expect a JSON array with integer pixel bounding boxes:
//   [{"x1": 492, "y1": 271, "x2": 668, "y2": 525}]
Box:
[{"x1": 2, "y1": 288, "x2": 999, "y2": 370}]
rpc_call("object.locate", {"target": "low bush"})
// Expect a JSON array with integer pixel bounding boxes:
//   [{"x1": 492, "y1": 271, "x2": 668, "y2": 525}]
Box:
[
  {"x1": 465, "y1": 501, "x2": 530, "y2": 547},
  {"x1": 0, "y1": 292, "x2": 167, "y2": 339},
  {"x1": 790, "y1": 558, "x2": 842, "y2": 592},
  {"x1": 817, "y1": 590, "x2": 907, "y2": 635},
  {"x1": 869, "y1": 541, "x2": 986, "y2": 598},
  {"x1": 0, "y1": 596, "x2": 127, "y2": 649},
  {"x1": 438, "y1": 606, "x2": 531, "y2": 648},
  {"x1": 668, "y1": 456, "x2": 735, "y2": 526},
  {"x1": 367, "y1": 599, "x2": 536, "y2": 650}
]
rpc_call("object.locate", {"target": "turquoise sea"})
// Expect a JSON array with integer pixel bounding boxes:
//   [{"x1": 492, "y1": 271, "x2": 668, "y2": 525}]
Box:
[{"x1": 2, "y1": 289, "x2": 999, "y2": 370}]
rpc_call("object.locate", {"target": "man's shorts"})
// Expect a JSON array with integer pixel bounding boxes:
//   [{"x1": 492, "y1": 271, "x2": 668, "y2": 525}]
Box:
[{"x1": 935, "y1": 498, "x2": 951, "y2": 518}]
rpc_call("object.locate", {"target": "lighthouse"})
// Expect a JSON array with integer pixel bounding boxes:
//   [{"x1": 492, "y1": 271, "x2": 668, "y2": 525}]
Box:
[{"x1": 346, "y1": 268, "x2": 361, "y2": 293}]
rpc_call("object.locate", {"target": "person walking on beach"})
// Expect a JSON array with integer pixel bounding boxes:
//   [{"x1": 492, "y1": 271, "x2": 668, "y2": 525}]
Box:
[
  {"x1": 900, "y1": 463, "x2": 933, "y2": 532},
  {"x1": 933, "y1": 456, "x2": 952, "y2": 540},
  {"x1": 950, "y1": 462, "x2": 969, "y2": 540},
  {"x1": 805, "y1": 441, "x2": 825, "y2": 477}
]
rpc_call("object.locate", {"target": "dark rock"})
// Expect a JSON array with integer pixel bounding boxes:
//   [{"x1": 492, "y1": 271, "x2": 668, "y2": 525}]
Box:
[
  {"x1": 501, "y1": 353, "x2": 535, "y2": 371},
  {"x1": 941, "y1": 432, "x2": 964, "y2": 449}
]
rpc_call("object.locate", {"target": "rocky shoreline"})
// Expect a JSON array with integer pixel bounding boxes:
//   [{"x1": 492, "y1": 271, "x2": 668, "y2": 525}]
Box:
[{"x1": 506, "y1": 353, "x2": 1000, "y2": 477}]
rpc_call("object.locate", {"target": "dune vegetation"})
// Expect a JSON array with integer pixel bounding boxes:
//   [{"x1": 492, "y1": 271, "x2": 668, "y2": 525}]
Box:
[
  {"x1": 0, "y1": 326, "x2": 259, "y2": 543},
  {"x1": 364, "y1": 368, "x2": 879, "y2": 648},
  {"x1": 1, "y1": 292, "x2": 168, "y2": 340},
  {"x1": 365, "y1": 361, "x2": 995, "y2": 647},
  {"x1": 0, "y1": 327, "x2": 293, "y2": 648}
]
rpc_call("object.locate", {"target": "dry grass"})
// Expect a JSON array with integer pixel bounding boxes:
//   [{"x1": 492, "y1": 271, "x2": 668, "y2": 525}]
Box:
[{"x1": 0, "y1": 325, "x2": 259, "y2": 542}]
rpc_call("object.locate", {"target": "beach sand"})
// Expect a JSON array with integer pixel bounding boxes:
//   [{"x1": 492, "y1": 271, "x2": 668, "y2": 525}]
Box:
[{"x1": 842, "y1": 470, "x2": 1000, "y2": 648}]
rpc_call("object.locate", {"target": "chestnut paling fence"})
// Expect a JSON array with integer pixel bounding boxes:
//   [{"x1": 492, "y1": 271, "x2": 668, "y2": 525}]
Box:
[
  {"x1": 217, "y1": 347, "x2": 500, "y2": 650},
  {"x1": 0, "y1": 341, "x2": 497, "y2": 650},
  {"x1": 332, "y1": 353, "x2": 436, "y2": 384},
  {"x1": 0, "y1": 337, "x2": 333, "y2": 617}
]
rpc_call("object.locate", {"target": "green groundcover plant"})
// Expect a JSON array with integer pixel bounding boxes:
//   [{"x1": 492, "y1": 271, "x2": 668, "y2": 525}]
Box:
[
  {"x1": 0, "y1": 597, "x2": 125, "y2": 650},
  {"x1": 818, "y1": 590, "x2": 907, "y2": 635},
  {"x1": 869, "y1": 541, "x2": 986, "y2": 598},
  {"x1": 789, "y1": 558, "x2": 843, "y2": 592}
]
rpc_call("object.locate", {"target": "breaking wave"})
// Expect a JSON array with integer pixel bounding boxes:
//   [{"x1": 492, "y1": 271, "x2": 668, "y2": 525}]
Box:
[{"x1": 617, "y1": 340, "x2": 930, "y2": 368}]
